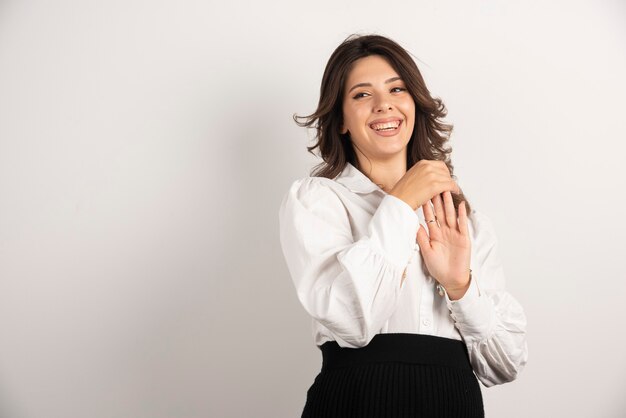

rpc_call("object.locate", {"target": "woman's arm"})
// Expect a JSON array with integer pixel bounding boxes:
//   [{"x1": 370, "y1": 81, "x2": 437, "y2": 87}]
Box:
[
  {"x1": 443, "y1": 209, "x2": 529, "y2": 387},
  {"x1": 279, "y1": 177, "x2": 419, "y2": 348}
]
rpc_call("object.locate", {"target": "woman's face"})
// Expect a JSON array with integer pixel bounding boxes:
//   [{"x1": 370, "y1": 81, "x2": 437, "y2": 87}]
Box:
[{"x1": 341, "y1": 54, "x2": 415, "y2": 165}]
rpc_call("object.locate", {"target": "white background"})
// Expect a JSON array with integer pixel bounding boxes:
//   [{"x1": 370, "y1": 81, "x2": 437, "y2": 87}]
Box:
[{"x1": 1, "y1": 0, "x2": 625, "y2": 417}]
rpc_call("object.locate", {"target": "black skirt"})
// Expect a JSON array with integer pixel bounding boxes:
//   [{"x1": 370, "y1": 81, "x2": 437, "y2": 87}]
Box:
[{"x1": 301, "y1": 333, "x2": 484, "y2": 418}]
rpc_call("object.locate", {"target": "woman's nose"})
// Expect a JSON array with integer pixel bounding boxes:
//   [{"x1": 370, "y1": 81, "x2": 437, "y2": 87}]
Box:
[{"x1": 374, "y1": 98, "x2": 393, "y2": 113}]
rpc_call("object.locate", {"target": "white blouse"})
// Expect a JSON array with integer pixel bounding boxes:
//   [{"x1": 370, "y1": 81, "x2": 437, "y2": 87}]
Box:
[{"x1": 278, "y1": 162, "x2": 528, "y2": 387}]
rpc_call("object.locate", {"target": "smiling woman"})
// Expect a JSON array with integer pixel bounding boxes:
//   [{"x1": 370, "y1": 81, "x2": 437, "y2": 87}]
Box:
[
  {"x1": 339, "y1": 55, "x2": 416, "y2": 174},
  {"x1": 293, "y1": 33, "x2": 470, "y2": 213},
  {"x1": 281, "y1": 34, "x2": 528, "y2": 418}
]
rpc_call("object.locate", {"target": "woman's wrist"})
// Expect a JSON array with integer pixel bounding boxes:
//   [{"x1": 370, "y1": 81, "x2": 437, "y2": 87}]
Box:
[{"x1": 443, "y1": 269, "x2": 472, "y2": 301}]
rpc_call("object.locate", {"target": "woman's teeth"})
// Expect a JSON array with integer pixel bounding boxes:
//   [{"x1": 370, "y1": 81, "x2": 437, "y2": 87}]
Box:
[{"x1": 371, "y1": 121, "x2": 400, "y2": 131}]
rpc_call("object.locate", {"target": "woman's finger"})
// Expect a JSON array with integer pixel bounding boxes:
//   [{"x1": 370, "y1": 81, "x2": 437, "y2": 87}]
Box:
[
  {"x1": 442, "y1": 191, "x2": 457, "y2": 230},
  {"x1": 431, "y1": 192, "x2": 445, "y2": 229},
  {"x1": 458, "y1": 201, "x2": 469, "y2": 237},
  {"x1": 421, "y1": 200, "x2": 440, "y2": 239}
]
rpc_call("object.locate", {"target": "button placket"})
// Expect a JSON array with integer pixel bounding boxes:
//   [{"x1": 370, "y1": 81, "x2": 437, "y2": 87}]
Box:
[
  {"x1": 418, "y1": 275, "x2": 435, "y2": 333},
  {"x1": 401, "y1": 243, "x2": 419, "y2": 288}
]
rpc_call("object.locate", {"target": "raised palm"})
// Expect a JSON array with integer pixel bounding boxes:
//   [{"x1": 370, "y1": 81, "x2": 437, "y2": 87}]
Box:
[{"x1": 416, "y1": 191, "x2": 471, "y2": 294}]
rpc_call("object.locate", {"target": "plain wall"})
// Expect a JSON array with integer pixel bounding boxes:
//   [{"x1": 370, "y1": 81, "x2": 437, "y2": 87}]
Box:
[{"x1": 1, "y1": 0, "x2": 625, "y2": 417}]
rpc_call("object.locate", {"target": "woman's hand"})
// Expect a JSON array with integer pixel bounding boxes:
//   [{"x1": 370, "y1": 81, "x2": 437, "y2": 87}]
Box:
[
  {"x1": 416, "y1": 191, "x2": 471, "y2": 300},
  {"x1": 389, "y1": 160, "x2": 460, "y2": 211}
]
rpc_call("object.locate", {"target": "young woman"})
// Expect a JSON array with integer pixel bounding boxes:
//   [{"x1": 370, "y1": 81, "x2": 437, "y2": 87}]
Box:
[{"x1": 279, "y1": 34, "x2": 528, "y2": 418}]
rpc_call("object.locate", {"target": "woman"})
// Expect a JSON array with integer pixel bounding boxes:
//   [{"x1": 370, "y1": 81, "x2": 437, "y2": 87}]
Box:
[{"x1": 278, "y1": 34, "x2": 528, "y2": 418}]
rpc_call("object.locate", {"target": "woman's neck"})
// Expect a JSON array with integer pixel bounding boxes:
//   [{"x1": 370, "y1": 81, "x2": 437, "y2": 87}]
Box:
[{"x1": 355, "y1": 155, "x2": 407, "y2": 193}]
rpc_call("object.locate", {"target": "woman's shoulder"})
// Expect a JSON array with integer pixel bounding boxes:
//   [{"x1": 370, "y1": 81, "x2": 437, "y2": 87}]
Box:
[
  {"x1": 279, "y1": 176, "x2": 352, "y2": 235},
  {"x1": 279, "y1": 175, "x2": 351, "y2": 223},
  {"x1": 284, "y1": 176, "x2": 345, "y2": 205}
]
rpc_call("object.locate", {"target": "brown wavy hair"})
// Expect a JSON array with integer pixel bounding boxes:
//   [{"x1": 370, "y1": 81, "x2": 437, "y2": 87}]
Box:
[{"x1": 293, "y1": 33, "x2": 471, "y2": 214}]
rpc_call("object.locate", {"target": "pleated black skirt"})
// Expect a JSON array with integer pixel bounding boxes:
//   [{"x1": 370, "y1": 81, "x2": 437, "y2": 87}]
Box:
[{"x1": 301, "y1": 333, "x2": 484, "y2": 418}]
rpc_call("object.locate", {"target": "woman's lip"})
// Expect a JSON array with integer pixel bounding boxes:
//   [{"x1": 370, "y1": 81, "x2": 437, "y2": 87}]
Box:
[
  {"x1": 371, "y1": 120, "x2": 403, "y2": 137},
  {"x1": 369, "y1": 117, "x2": 403, "y2": 126}
]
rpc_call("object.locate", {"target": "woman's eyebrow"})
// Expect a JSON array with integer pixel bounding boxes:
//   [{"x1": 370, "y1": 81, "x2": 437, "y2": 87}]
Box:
[{"x1": 347, "y1": 76, "x2": 403, "y2": 93}]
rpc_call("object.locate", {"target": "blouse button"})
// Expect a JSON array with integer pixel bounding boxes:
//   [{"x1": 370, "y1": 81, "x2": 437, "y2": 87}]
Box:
[
  {"x1": 422, "y1": 318, "x2": 431, "y2": 327},
  {"x1": 436, "y1": 284, "x2": 443, "y2": 296}
]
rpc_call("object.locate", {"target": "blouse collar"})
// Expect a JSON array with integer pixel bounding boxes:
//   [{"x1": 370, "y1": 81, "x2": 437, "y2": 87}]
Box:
[{"x1": 333, "y1": 162, "x2": 384, "y2": 194}]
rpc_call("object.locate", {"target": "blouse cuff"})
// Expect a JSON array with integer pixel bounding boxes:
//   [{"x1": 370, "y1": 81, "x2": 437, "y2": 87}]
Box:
[
  {"x1": 367, "y1": 194, "x2": 419, "y2": 268},
  {"x1": 445, "y1": 274, "x2": 496, "y2": 340}
]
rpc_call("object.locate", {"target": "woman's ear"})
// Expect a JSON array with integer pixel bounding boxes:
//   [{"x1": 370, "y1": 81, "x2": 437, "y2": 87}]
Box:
[{"x1": 340, "y1": 125, "x2": 347, "y2": 134}]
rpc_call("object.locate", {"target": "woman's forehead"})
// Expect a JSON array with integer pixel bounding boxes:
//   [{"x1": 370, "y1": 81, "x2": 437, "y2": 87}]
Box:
[
  {"x1": 345, "y1": 56, "x2": 402, "y2": 90},
  {"x1": 350, "y1": 56, "x2": 398, "y2": 77}
]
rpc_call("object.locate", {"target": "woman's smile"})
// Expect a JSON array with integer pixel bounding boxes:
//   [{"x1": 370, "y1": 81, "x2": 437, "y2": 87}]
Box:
[{"x1": 369, "y1": 117, "x2": 404, "y2": 136}]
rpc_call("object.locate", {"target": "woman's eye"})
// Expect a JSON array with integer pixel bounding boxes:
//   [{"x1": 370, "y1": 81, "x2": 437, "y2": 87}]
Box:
[{"x1": 352, "y1": 88, "x2": 405, "y2": 99}]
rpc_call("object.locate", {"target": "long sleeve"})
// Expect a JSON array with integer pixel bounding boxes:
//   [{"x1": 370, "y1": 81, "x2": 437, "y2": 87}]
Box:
[
  {"x1": 278, "y1": 177, "x2": 419, "y2": 348},
  {"x1": 443, "y1": 209, "x2": 528, "y2": 387}
]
